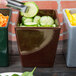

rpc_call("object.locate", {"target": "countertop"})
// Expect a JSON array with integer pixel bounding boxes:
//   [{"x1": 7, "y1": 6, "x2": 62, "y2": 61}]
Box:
[{"x1": 0, "y1": 54, "x2": 76, "y2": 76}]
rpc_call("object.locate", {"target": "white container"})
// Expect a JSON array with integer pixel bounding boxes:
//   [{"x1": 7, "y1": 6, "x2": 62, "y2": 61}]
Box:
[{"x1": 63, "y1": 9, "x2": 76, "y2": 67}]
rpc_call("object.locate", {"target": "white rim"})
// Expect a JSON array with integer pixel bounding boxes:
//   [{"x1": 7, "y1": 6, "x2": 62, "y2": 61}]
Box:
[{"x1": 0, "y1": 72, "x2": 22, "y2": 76}]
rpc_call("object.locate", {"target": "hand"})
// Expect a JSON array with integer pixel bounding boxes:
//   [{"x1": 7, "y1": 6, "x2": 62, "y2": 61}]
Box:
[{"x1": 0, "y1": 0, "x2": 8, "y2": 5}]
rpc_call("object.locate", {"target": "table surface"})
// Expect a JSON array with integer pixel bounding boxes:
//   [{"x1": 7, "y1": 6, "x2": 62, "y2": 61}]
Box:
[{"x1": 0, "y1": 54, "x2": 76, "y2": 76}]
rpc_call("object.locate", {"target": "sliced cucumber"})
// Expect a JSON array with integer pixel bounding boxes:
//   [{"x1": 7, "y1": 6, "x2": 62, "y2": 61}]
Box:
[
  {"x1": 24, "y1": 22, "x2": 38, "y2": 27},
  {"x1": 24, "y1": 18, "x2": 33, "y2": 23},
  {"x1": 33, "y1": 16, "x2": 41, "y2": 24},
  {"x1": 51, "y1": 24, "x2": 56, "y2": 27},
  {"x1": 55, "y1": 19, "x2": 58, "y2": 26},
  {"x1": 40, "y1": 16, "x2": 54, "y2": 27},
  {"x1": 22, "y1": 17, "x2": 26, "y2": 24},
  {"x1": 39, "y1": 25, "x2": 51, "y2": 27},
  {"x1": 22, "y1": 17, "x2": 33, "y2": 25},
  {"x1": 19, "y1": 23, "x2": 23, "y2": 26},
  {"x1": 19, "y1": 23, "x2": 26, "y2": 27},
  {"x1": 38, "y1": 24, "x2": 41, "y2": 27},
  {"x1": 21, "y1": 2, "x2": 39, "y2": 17},
  {"x1": 12, "y1": 74, "x2": 19, "y2": 76}
]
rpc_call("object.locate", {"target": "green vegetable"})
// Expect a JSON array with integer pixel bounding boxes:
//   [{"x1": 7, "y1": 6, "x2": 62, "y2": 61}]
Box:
[
  {"x1": 38, "y1": 24, "x2": 41, "y2": 27},
  {"x1": 39, "y1": 25, "x2": 51, "y2": 27},
  {"x1": 33, "y1": 16, "x2": 41, "y2": 24},
  {"x1": 24, "y1": 18, "x2": 33, "y2": 24},
  {"x1": 22, "y1": 17, "x2": 33, "y2": 25},
  {"x1": 22, "y1": 67, "x2": 36, "y2": 76},
  {"x1": 20, "y1": 23, "x2": 23, "y2": 26},
  {"x1": 21, "y1": 2, "x2": 39, "y2": 17},
  {"x1": 55, "y1": 19, "x2": 58, "y2": 26},
  {"x1": 40, "y1": 16, "x2": 54, "y2": 27},
  {"x1": 20, "y1": 2, "x2": 58, "y2": 27},
  {"x1": 12, "y1": 74, "x2": 19, "y2": 76},
  {"x1": 24, "y1": 22, "x2": 38, "y2": 27},
  {"x1": 22, "y1": 17, "x2": 26, "y2": 24},
  {"x1": 51, "y1": 24, "x2": 56, "y2": 27}
]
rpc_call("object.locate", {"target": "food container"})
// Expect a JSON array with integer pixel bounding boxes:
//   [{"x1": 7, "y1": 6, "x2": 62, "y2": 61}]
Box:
[
  {"x1": 0, "y1": 9, "x2": 12, "y2": 66},
  {"x1": 15, "y1": 10, "x2": 61, "y2": 67},
  {"x1": 63, "y1": 9, "x2": 76, "y2": 67}
]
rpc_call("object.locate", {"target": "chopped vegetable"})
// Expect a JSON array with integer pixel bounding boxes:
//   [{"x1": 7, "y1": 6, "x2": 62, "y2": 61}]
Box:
[
  {"x1": 21, "y1": 2, "x2": 39, "y2": 17},
  {"x1": 51, "y1": 24, "x2": 56, "y2": 27},
  {"x1": 40, "y1": 16, "x2": 54, "y2": 27},
  {"x1": 65, "y1": 9, "x2": 76, "y2": 26},
  {"x1": 65, "y1": 9, "x2": 73, "y2": 24},
  {"x1": 33, "y1": 16, "x2": 41, "y2": 24},
  {"x1": 22, "y1": 17, "x2": 33, "y2": 25},
  {"x1": 72, "y1": 14, "x2": 76, "y2": 25},
  {"x1": 22, "y1": 17, "x2": 26, "y2": 24},
  {"x1": 12, "y1": 74, "x2": 19, "y2": 76},
  {"x1": 24, "y1": 22, "x2": 38, "y2": 27},
  {"x1": 37, "y1": 24, "x2": 41, "y2": 27},
  {"x1": 22, "y1": 67, "x2": 36, "y2": 76},
  {"x1": 55, "y1": 19, "x2": 58, "y2": 26},
  {"x1": 24, "y1": 18, "x2": 33, "y2": 24},
  {"x1": 20, "y1": 2, "x2": 58, "y2": 27},
  {"x1": 0, "y1": 13, "x2": 9, "y2": 27},
  {"x1": 20, "y1": 23, "x2": 24, "y2": 26}
]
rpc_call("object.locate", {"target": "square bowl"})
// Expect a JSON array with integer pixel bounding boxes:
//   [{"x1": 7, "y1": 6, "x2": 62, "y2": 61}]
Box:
[{"x1": 15, "y1": 10, "x2": 61, "y2": 67}]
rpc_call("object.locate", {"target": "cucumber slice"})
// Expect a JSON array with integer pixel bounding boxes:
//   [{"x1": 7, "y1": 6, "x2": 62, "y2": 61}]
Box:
[
  {"x1": 24, "y1": 18, "x2": 33, "y2": 23},
  {"x1": 55, "y1": 19, "x2": 58, "y2": 26},
  {"x1": 40, "y1": 16, "x2": 54, "y2": 27},
  {"x1": 22, "y1": 17, "x2": 26, "y2": 24},
  {"x1": 19, "y1": 23, "x2": 26, "y2": 27},
  {"x1": 34, "y1": 16, "x2": 41, "y2": 24},
  {"x1": 20, "y1": 23, "x2": 23, "y2": 26},
  {"x1": 22, "y1": 17, "x2": 33, "y2": 25},
  {"x1": 38, "y1": 24, "x2": 41, "y2": 27},
  {"x1": 51, "y1": 24, "x2": 56, "y2": 27},
  {"x1": 21, "y1": 2, "x2": 39, "y2": 17},
  {"x1": 24, "y1": 22, "x2": 38, "y2": 27},
  {"x1": 39, "y1": 25, "x2": 51, "y2": 27}
]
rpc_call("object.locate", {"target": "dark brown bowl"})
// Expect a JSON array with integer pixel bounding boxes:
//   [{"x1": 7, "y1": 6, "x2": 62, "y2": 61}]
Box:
[{"x1": 15, "y1": 10, "x2": 61, "y2": 67}]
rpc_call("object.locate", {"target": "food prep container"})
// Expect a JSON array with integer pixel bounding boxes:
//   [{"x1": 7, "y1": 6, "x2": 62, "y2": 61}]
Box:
[
  {"x1": 63, "y1": 9, "x2": 76, "y2": 67},
  {"x1": 0, "y1": 9, "x2": 12, "y2": 66},
  {"x1": 15, "y1": 10, "x2": 61, "y2": 67}
]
